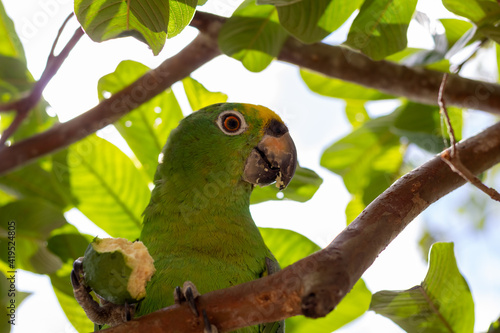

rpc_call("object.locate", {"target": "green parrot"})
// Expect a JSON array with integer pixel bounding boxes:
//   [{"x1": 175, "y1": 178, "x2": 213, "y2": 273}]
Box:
[{"x1": 72, "y1": 103, "x2": 297, "y2": 332}]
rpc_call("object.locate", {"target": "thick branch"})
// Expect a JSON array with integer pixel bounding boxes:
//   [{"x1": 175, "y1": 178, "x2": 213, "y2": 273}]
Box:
[
  {"x1": 193, "y1": 11, "x2": 500, "y2": 115},
  {"x1": 104, "y1": 120, "x2": 500, "y2": 332},
  {"x1": 0, "y1": 32, "x2": 221, "y2": 175}
]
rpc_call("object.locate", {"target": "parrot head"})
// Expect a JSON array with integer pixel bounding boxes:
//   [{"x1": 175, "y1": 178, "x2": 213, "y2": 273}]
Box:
[{"x1": 157, "y1": 103, "x2": 297, "y2": 192}]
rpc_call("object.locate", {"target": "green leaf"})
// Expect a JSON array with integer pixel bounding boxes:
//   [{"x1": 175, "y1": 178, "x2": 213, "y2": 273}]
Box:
[
  {"x1": 260, "y1": 228, "x2": 371, "y2": 332},
  {"x1": 0, "y1": 55, "x2": 32, "y2": 102},
  {"x1": 385, "y1": 47, "x2": 424, "y2": 63},
  {"x1": 0, "y1": 161, "x2": 71, "y2": 209},
  {"x1": 392, "y1": 102, "x2": 462, "y2": 153},
  {"x1": 0, "y1": 271, "x2": 30, "y2": 333},
  {"x1": 345, "y1": 0, "x2": 418, "y2": 60},
  {"x1": 439, "y1": 18, "x2": 475, "y2": 48},
  {"x1": 277, "y1": 0, "x2": 364, "y2": 43},
  {"x1": 129, "y1": 0, "x2": 170, "y2": 33},
  {"x1": 218, "y1": 0, "x2": 289, "y2": 72},
  {"x1": 98, "y1": 60, "x2": 184, "y2": 180},
  {"x1": 259, "y1": 227, "x2": 320, "y2": 267},
  {"x1": 0, "y1": 1, "x2": 26, "y2": 61},
  {"x1": 182, "y1": 76, "x2": 228, "y2": 111},
  {"x1": 497, "y1": 44, "x2": 500, "y2": 82},
  {"x1": 47, "y1": 233, "x2": 92, "y2": 263},
  {"x1": 166, "y1": 0, "x2": 197, "y2": 37},
  {"x1": 68, "y1": 134, "x2": 150, "y2": 240},
  {"x1": 345, "y1": 194, "x2": 365, "y2": 225},
  {"x1": 418, "y1": 228, "x2": 437, "y2": 263},
  {"x1": 287, "y1": 279, "x2": 371, "y2": 332},
  {"x1": 0, "y1": 191, "x2": 14, "y2": 206},
  {"x1": 445, "y1": 26, "x2": 477, "y2": 60},
  {"x1": 488, "y1": 317, "x2": 500, "y2": 333},
  {"x1": 300, "y1": 69, "x2": 394, "y2": 101},
  {"x1": 321, "y1": 113, "x2": 403, "y2": 203},
  {"x1": 129, "y1": 0, "x2": 197, "y2": 37},
  {"x1": 0, "y1": 199, "x2": 66, "y2": 273},
  {"x1": 0, "y1": 199, "x2": 66, "y2": 243},
  {"x1": 74, "y1": 0, "x2": 166, "y2": 55},
  {"x1": 442, "y1": 0, "x2": 498, "y2": 23},
  {"x1": 257, "y1": 0, "x2": 302, "y2": 5},
  {"x1": 250, "y1": 165, "x2": 322, "y2": 204},
  {"x1": 345, "y1": 100, "x2": 370, "y2": 129},
  {"x1": 50, "y1": 263, "x2": 94, "y2": 333},
  {"x1": 370, "y1": 242, "x2": 475, "y2": 333}
]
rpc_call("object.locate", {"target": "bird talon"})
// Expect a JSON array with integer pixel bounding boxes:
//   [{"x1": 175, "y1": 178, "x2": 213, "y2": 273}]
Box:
[
  {"x1": 174, "y1": 286, "x2": 183, "y2": 304},
  {"x1": 203, "y1": 309, "x2": 218, "y2": 333},
  {"x1": 184, "y1": 286, "x2": 199, "y2": 317},
  {"x1": 173, "y1": 281, "x2": 200, "y2": 316}
]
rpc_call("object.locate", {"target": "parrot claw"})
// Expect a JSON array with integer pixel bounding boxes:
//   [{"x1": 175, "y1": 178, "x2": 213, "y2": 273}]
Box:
[
  {"x1": 203, "y1": 309, "x2": 219, "y2": 333},
  {"x1": 71, "y1": 257, "x2": 135, "y2": 327},
  {"x1": 174, "y1": 281, "x2": 199, "y2": 316},
  {"x1": 174, "y1": 281, "x2": 218, "y2": 332}
]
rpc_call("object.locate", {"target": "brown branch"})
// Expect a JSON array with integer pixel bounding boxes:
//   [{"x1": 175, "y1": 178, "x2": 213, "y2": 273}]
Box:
[
  {"x1": 438, "y1": 74, "x2": 500, "y2": 202},
  {"x1": 0, "y1": 13, "x2": 84, "y2": 146},
  {"x1": 0, "y1": 32, "x2": 221, "y2": 176},
  {"x1": 278, "y1": 40, "x2": 500, "y2": 116},
  {"x1": 192, "y1": 11, "x2": 500, "y2": 115},
  {"x1": 103, "y1": 119, "x2": 500, "y2": 332}
]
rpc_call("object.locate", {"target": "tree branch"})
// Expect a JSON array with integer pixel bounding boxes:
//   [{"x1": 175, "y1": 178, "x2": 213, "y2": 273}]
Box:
[
  {"x1": 0, "y1": 14, "x2": 83, "y2": 147},
  {"x1": 0, "y1": 31, "x2": 221, "y2": 176},
  {"x1": 103, "y1": 119, "x2": 500, "y2": 332},
  {"x1": 192, "y1": 11, "x2": 500, "y2": 115}
]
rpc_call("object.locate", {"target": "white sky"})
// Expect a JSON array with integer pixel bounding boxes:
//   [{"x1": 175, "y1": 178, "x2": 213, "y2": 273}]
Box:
[{"x1": 2, "y1": 0, "x2": 499, "y2": 332}]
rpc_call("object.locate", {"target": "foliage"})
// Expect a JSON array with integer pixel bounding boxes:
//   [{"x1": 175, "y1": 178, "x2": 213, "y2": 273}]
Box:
[
  {"x1": 1, "y1": 0, "x2": 499, "y2": 332},
  {"x1": 371, "y1": 243, "x2": 474, "y2": 333}
]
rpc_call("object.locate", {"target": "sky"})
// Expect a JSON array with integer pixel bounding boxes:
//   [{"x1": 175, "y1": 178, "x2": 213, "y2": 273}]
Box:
[{"x1": 2, "y1": 0, "x2": 500, "y2": 332}]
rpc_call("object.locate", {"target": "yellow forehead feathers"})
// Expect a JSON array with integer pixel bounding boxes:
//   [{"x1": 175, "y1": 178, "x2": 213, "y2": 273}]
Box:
[{"x1": 242, "y1": 104, "x2": 284, "y2": 134}]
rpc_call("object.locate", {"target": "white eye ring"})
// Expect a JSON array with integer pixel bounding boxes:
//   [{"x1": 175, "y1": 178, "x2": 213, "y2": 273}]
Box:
[{"x1": 216, "y1": 110, "x2": 248, "y2": 136}]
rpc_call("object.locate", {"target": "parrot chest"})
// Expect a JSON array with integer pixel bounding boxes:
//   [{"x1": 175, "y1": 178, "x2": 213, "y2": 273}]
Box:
[{"x1": 137, "y1": 216, "x2": 270, "y2": 318}]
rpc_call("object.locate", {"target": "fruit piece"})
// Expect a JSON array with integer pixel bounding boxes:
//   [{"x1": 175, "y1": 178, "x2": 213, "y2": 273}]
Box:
[{"x1": 82, "y1": 237, "x2": 156, "y2": 304}]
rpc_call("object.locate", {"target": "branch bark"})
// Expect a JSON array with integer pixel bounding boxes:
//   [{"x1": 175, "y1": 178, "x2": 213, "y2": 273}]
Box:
[
  {"x1": 103, "y1": 119, "x2": 500, "y2": 332},
  {"x1": 0, "y1": 32, "x2": 221, "y2": 176},
  {"x1": 193, "y1": 11, "x2": 500, "y2": 115}
]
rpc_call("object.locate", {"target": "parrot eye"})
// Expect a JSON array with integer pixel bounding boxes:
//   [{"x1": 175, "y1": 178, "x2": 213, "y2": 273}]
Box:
[
  {"x1": 224, "y1": 116, "x2": 240, "y2": 131},
  {"x1": 217, "y1": 111, "x2": 248, "y2": 135}
]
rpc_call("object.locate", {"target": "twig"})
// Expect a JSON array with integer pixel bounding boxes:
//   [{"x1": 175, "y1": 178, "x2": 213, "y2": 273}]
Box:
[
  {"x1": 441, "y1": 151, "x2": 500, "y2": 201},
  {"x1": 103, "y1": 119, "x2": 500, "y2": 333},
  {"x1": 438, "y1": 73, "x2": 500, "y2": 202},
  {"x1": 0, "y1": 13, "x2": 83, "y2": 147},
  {"x1": 0, "y1": 31, "x2": 222, "y2": 175},
  {"x1": 49, "y1": 12, "x2": 75, "y2": 57},
  {"x1": 438, "y1": 73, "x2": 457, "y2": 156}
]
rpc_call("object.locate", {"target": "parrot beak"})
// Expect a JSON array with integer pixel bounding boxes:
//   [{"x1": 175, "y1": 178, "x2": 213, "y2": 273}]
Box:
[{"x1": 243, "y1": 120, "x2": 297, "y2": 190}]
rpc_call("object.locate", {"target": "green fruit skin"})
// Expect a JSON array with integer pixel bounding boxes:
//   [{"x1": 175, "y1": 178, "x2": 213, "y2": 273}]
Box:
[{"x1": 82, "y1": 243, "x2": 140, "y2": 304}]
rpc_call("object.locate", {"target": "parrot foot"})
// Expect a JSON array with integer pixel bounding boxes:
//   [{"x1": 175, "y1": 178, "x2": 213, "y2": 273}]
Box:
[
  {"x1": 174, "y1": 281, "x2": 200, "y2": 316},
  {"x1": 174, "y1": 281, "x2": 219, "y2": 333},
  {"x1": 71, "y1": 257, "x2": 135, "y2": 327}
]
